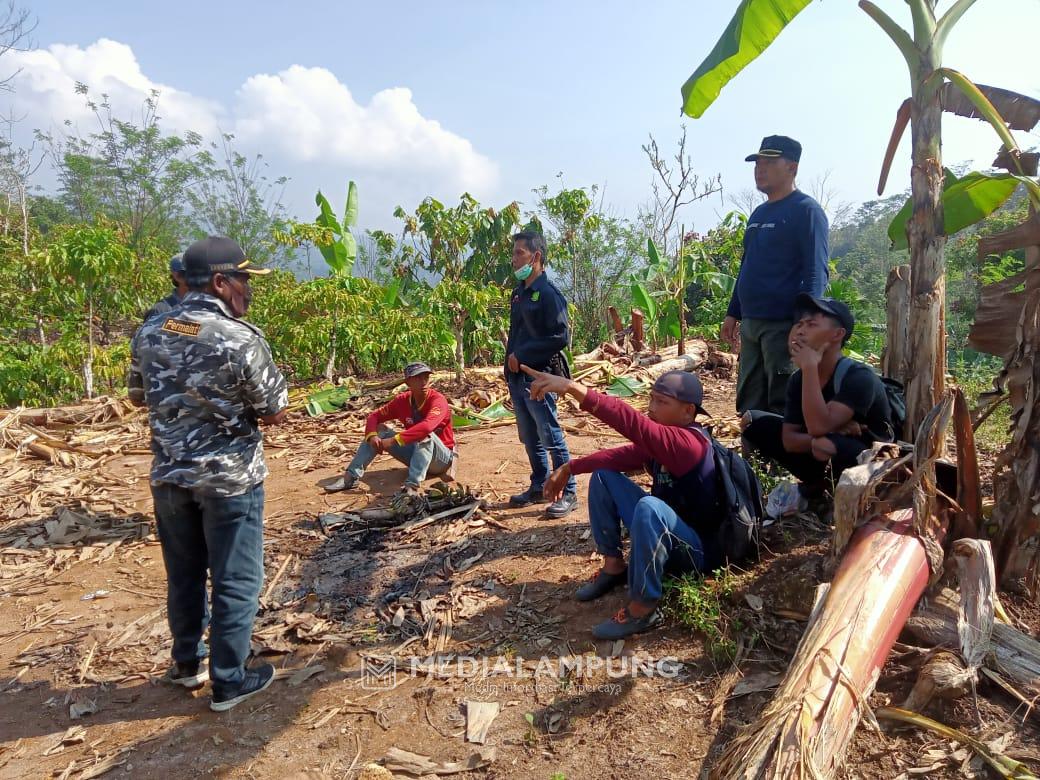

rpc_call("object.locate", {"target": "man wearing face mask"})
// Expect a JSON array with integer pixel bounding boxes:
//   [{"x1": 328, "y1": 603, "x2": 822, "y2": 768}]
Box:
[
  {"x1": 128, "y1": 236, "x2": 288, "y2": 712},
  {"x1": 504, "y1": 230, "x2": 578, "y2": 518}
]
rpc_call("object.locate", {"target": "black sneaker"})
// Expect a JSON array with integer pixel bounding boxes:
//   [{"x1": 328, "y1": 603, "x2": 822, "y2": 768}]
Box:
[
  {"x1": 508, "y1": 486, "x2": 545, "y2": 508},
  {"x1": 318, "y1": 473, "x2": 358, "y2": 493},
  {"x1": 575, "y1": 568, "x2": 627, "y2": 602},
  {"x1": 545, "y1": 493, "x2": 579, "y2": 519},
  {"x1": 592, "y1": 605, "x2": 662, "y2": 640},
  {"x1": 162, "y1": 659, "x2": 209, "y2": 688},
  {"x1": 210, "y1": 663, "x2": 276, "y2": 712}
]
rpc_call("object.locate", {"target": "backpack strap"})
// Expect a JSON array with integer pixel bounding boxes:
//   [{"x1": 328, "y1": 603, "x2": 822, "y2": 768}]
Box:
[{"x1": 832, "y1": 356, "x2": 853, "y2": 395}]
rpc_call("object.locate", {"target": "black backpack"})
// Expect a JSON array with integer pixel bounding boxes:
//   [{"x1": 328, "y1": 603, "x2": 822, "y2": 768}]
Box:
[
  {"x1": 833, "y1": 357, "x2": 907, "y2": 442},
  {"x1": 710, "y1": 437, "x2": 765, "y2": 565}
]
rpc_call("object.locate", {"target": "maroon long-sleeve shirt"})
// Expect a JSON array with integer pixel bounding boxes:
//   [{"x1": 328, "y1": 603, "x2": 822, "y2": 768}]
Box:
[{"x1": 569, "y1": 389, "x2": 708, "y2": 478}]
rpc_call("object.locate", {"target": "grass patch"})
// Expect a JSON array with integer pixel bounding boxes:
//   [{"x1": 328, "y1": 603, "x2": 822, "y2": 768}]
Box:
[
  {"x1": 954, "y1": 374, "x2": 1012, "y2": 453},
  {"x1": 661, "y1": 567, "x2": 746, "y2": 665}
]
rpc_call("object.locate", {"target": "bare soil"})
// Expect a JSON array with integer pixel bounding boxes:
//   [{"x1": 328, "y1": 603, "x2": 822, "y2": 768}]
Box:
[{"x1": 1, "y1": 371, "x2": 1037, "y2": 780}]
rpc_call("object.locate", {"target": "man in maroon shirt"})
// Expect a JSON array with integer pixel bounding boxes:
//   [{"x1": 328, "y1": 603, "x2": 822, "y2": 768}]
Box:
[
  {"x1": 522, "y1": 365, "x2": 720, "y2": 640},
  {"x1": 321, "y1": 362, "x2": 456, "y2": 493}
]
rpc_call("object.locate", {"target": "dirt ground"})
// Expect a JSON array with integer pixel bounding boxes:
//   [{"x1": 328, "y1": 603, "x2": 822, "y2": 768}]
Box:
[{"x1": 1, "y1": 371, "x2": 1038, "y2": 780}]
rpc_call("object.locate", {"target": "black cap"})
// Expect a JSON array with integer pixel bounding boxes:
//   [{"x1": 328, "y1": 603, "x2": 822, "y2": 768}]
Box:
[
  {"x1": 404, "y1": 361, "x2": 433, "y2": 378},
  {"x1": 651, "y1": 371, "x2": 708, "y2": 416},
  {"x1": 169, "y1": 253, "x2": 185, "y2": 274},
  {"x1": 745, "y1": 135, "x2": 802, "y2": 162},
  {"x1": 794, "y1": 293, "x2": 855, "y2": 343},
  {"x1": 182, "y1": 236, "x2": 270, "y2": 281}
]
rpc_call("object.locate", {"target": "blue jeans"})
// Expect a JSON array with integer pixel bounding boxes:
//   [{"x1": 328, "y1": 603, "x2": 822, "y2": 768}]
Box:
[
  {"x1": 588, "y1": 470, "x2": 705, "y2": 603},
  {"x1": 346, "y1": 429, "x2": 453, "y2": 487},
  {"x1": 506, "y1": 372, "x2": 576, "y2": 495},
  {"x1": 151, "y1": 482, "x2": 265, "y2": 697}
]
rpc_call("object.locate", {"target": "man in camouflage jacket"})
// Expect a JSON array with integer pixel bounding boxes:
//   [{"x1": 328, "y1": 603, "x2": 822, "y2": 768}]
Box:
[{"x1": 129, "y1": 236, "x2": 288, "y2": 712}]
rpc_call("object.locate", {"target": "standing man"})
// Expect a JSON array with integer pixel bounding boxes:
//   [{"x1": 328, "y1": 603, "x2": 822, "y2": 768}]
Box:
[
  {"x1": 505, "y1": 230, "x2": 578, "y2": 518},
  {"x1": 721, "y1": 135, "x2": 830, "y2": 414},
  {"x1": 321, "y1": 361, "x2": 456, "y2": 494},
  {"x1": 129, "y1": 236, "x2": 288, "y2": 712},
  {"x1": 143, "y1": 253, "x2": 189, "y2": 322}
]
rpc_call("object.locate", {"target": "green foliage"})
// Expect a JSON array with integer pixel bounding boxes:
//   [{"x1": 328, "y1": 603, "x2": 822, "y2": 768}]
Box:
[
  {"x1": 535, "y1": 184, "x2": 642, "y2": 349},
  {"x1": 661, "y1": 568, "x2": 743, "y2": 664},
  {"x1": 313, "y1": 181, "x2": 359, "y2": 275},
  {"x1": 187, "y1": 134, "x2": 292, "y2": 268},
  {"x1": 887, "y1": 169, "x2": 1028, "y2": 250},
  {"x1": 248, "y1": 272, "x2": 458, "y2": 378},
  {"x1": 44, "y1": 86, "x2": 212, "y2": 255},
  {"x1": 681, "y1": 0, "x2": 813, "y2": 118}
]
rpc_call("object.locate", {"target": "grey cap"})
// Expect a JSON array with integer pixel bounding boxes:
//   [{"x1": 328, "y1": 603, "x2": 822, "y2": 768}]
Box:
[
  {"x1": 651, "y1": 370, "x2": 708, "y2": 417},
  {"x1": 404, "y1": 361, "x2": 433, "y2": 378}
]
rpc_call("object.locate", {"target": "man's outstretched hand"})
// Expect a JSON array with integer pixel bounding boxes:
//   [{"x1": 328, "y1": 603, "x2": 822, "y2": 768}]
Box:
[{"x1": 519, "y1": 364, "x2": 587, "y2": 403}]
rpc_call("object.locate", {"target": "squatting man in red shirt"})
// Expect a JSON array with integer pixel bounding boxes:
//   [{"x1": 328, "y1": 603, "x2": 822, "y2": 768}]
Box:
[
  {"x1": 521, "y1": 364, "x2": 722, "y2": 640},
  {"x1": 322, "y1": 362, "x2": 456, "y2": 494}
]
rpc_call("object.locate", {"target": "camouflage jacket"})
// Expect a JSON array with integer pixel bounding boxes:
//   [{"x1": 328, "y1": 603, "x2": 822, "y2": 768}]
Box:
[{"x1": 129, "y1": 292, "x2": 288, "y2": 497}]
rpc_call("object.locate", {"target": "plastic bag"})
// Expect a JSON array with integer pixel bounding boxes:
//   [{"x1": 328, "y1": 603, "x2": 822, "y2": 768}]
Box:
[{"x1": 764, "y1": 480, "x2": 806, "y2": 521}]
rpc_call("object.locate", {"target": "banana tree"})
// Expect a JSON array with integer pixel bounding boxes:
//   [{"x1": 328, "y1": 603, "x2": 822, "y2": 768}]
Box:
[
  {"x1": 681, "y1": 0, "x2": 1038, "y2": 436},
  {"x1": 272, "y1": 181, "x2": 359, "y2": 379}
]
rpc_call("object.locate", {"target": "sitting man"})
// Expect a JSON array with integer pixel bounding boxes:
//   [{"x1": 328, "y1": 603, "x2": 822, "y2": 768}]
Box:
[
  {"x1": 522, "y1": 364, "x2": 720, "y2": 640},
  {"x1": 322, "y1": 362, "x2": 456, "y2": 493},
  {"x1": 741, "y1": 294, "x2": 894, "y2": 503}
]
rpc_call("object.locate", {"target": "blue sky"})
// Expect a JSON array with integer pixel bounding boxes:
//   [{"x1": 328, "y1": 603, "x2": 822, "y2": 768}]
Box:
[{"x1": 10, "y1": 0, "x2": 1040, "y2": 234}]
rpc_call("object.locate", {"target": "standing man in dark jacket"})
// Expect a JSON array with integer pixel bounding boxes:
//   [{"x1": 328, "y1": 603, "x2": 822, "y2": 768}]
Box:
[
  {"x1": 143, "y1": 254, "x2": 189, "y2": 322},
  {"x1": 505, "y1": 230, "x2": 578, "y2": 518},
  {"x1": 721, "y1": 135, "x2": 830, "y2": 414}
]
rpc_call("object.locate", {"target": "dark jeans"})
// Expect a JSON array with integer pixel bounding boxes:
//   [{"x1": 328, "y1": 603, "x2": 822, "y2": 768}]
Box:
[
  {"x1": 588, "y1": 470, "x2": 705, "y2": 603},
  {"x1": 506, "y1": 371, "x2": 577, "y2": 495},
  {"x1": 736, "y1": 318, "x2": 794, "y2": 414},
  {"x1": 741, "y1": 411, "x2": 869, "y2": 491},
  {"x1": 152, "y1": 482, "x2": 265, "y2": 696}
]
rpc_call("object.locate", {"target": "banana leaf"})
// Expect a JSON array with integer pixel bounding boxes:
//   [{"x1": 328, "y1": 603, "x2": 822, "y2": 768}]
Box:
[
  {"x1": 606, "y1": 376, "x2": 647, "y2": 398},
  {"x1": 681, "y1": 0, "x2": 813, "y2": 118},
  {"x1": 887, "y1": 170, "x2": 1027, "y2": 251}
]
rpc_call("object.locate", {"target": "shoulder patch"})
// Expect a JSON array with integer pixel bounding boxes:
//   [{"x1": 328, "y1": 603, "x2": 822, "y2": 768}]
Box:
[{"x1": 161, "y1": 318, "x2": 201, "y2": 337}]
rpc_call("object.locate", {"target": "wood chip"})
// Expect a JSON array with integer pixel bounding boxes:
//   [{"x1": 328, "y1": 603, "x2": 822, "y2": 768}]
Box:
[{"x1": 464, "y1": 701, "x2": 500, "y2": 744}]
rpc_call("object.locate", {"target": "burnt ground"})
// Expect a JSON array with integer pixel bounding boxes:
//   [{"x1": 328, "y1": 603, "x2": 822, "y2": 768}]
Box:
[{"x1": 0, "y1": 371, "x2": 1037, "y2": 780}]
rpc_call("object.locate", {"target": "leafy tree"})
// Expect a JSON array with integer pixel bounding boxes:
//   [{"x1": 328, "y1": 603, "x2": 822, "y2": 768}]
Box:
[
  {"x1": 533, "y1": 184, "x2": 643, "y2": 349},
  {"x1": 41, "y1": 85, "x2": 213, "y2": 255},
  {"x1": 187, "y1": 133, "x2": 291, "y2": 268},
  {"x1": 392, "y1": 194, "x2": 520, "y2": 379},
  {"x1": 45, "y1": 222, "x2": 138, "y2": 397}
]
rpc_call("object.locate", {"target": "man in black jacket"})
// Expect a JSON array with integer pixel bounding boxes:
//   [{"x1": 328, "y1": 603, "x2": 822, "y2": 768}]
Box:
[{"x1": 504, "y1": 231, "x2": 577, "y2": 518}]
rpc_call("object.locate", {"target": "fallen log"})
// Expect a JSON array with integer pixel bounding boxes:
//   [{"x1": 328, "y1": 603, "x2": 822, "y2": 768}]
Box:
[
  {"x1": 708, "y1": 509, "x2": 931, "y2": 779},
  {"x1": 645, "y1": 350, "x2": 708, "y2": 380}
]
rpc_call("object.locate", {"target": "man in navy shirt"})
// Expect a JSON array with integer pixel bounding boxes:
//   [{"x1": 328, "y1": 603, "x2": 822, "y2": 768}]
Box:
[
  {"x1": 721, "y1": 135, "x2": 830, "y2": 414},
  {"x1": 742, "y1": 295, "x2": 893, "y2": 502},
  {"x1": 504, "y1": 231, "x2": 578, "y2": 518}
]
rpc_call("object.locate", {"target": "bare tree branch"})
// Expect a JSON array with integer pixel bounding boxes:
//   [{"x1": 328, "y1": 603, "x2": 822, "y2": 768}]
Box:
[{"x1": 0, "y1": 2, "x2": 36, "y2": 92}]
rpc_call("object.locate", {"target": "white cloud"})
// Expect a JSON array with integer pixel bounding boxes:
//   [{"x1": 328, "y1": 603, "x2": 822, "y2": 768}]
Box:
[{"x1": 7, "y1": 40, "x2": 500, "y2": 225}]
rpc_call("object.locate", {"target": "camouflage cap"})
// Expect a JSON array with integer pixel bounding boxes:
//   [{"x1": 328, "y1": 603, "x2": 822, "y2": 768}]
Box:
[{"x1": 169, "y1": 253, "x2": 185, "y2": 274}]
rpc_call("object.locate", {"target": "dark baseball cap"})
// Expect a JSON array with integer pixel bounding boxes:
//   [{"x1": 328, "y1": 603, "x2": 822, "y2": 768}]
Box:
[
  {"x1": 182, "y1": 236, "x2": 270, "y2": 280},
  {"x1": 794, "y1": 293, "x2": 855, "y2": 343},
  {"x1": 745, "y1": 135, "x2": 802, "y2": 163},
  {"x1": 404, "y1": 361, "x2": 433, "y2": 378},
  {"x1": 651, "y1": 371, "x2": 708, "y2": 416},
  {"x1": 169, "y1": 253, "x2": 185, "y2": 274}
]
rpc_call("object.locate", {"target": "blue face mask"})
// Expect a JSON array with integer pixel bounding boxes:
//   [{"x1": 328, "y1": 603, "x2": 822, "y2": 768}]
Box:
[{"x1": 513, "y1": 263, "x2": 534, "y2": 282}]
